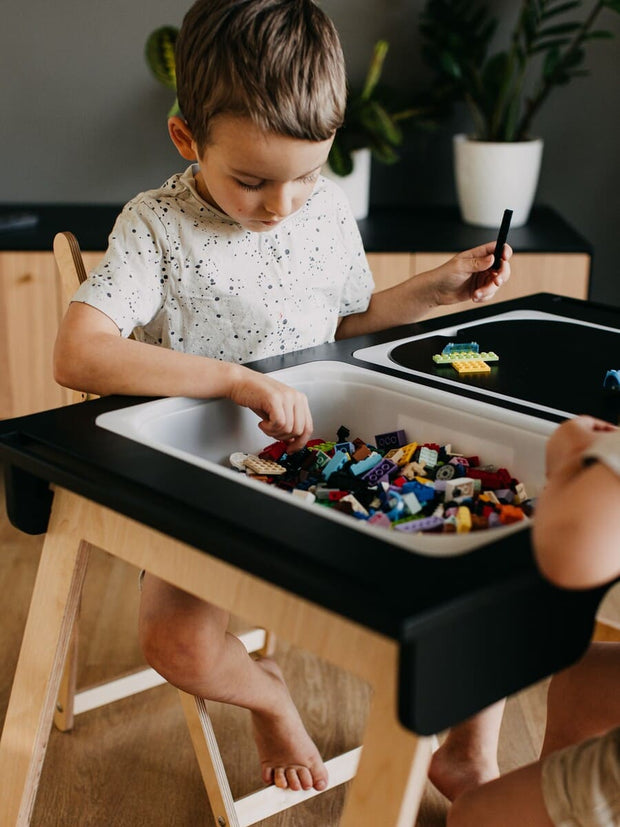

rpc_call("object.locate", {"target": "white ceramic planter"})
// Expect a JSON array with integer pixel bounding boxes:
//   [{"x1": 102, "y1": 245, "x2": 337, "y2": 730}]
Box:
[
  {"x1": 322, "y1": 148, "x2": 371, "y2": 220},
  {"x1": 453, "y1": 134, "x2": 544, "y2": 228}
]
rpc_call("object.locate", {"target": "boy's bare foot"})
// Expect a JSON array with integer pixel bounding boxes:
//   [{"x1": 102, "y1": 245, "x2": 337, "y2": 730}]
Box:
[
  {"x1": 251, "y1": 658, "x2": 328, "y2": 792},
  {"x1": 428, "y1": 741, "x2": 499, "y2": 802}
]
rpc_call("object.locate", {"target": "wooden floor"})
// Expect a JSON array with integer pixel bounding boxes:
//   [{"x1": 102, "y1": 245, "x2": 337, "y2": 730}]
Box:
[{"x1": 2, "y1": 466, "x2": 618, "y2": 826}]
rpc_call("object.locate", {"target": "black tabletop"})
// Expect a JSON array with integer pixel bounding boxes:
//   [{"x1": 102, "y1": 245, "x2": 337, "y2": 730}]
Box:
[
  {"x1": 0, "y1": 203, "x2": 591, "y2": 256},
  {"x1": 1, "y1": 294, "x2": 614, "y2": 734}
]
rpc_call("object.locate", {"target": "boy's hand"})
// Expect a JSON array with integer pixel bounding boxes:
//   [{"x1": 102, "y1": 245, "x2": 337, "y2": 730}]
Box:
[
  {"x1": 229, "y1": 367, "x2": 313, "y2": 452},
  {"x1": 546, "y1": 415, "x2": 617, "y2": 481},
  {"x1": 431, "y1": 241, "x2": 512, "y2": 306}
]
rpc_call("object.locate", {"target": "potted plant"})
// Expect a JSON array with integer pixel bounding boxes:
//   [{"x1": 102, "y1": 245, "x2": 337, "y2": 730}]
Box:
[
  {"x1": 419, "y1": 0, "x2": 620, "y2": 226},
  {"x1": 323, "y1": 40, "x2": 433, "y2": 218}
]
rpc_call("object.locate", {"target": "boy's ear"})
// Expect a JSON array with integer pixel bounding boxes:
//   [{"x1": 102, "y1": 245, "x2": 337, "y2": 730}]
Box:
[{"x1": 168, "y1": 116, "x2": 199, "y2": 161}]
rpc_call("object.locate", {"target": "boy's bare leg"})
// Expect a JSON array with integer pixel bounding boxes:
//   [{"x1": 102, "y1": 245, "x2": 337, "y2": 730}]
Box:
[
  {"x1": 138, "y1": 573, "x2": 327, "y2": 792},
  {"x1": 428, "y1": 700, "x2": 505, "y2": 801}
]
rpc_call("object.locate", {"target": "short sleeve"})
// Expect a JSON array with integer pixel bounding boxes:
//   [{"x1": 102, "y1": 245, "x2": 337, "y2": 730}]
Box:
[
  {"x1": 581, "y1": 429, "x2": 620, "y2": 477},
  {"x1": 329, "y1": 182, "x2": 374, "y2": 316},
  {"x1": 72, "y1": 199, "x2": 169, "y2": 338}
]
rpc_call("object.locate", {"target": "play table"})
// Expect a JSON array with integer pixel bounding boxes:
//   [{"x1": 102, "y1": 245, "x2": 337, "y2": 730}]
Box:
[{"x1": 1, "y1": 293, "x2": 618, "y2": 826}]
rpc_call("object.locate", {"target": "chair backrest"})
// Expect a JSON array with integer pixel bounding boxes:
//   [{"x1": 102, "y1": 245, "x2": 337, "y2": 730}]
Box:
[
  {"x1": 53, "y1": 231, "x2": 88, "y2": 310},
  {"x1": 53, "y1": 231, "x2": 92, "y2": 404}
]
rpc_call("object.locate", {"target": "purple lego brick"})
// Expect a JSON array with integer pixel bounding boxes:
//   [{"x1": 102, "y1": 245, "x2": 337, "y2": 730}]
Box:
[
  {"x1": 394, "y1": 515, "x2": 444, "y2": 533},
  {"x1": 374, "y1": 429, "x2": 407, "y2": 452},
  {"x1": 361, "y1": 457, "x2": 398, "y2": 485}
]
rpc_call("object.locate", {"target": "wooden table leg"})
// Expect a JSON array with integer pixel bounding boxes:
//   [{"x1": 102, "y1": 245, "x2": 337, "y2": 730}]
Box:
[
  {"x1": 0, "y1": 503, "x2": 90, "y2": 826},
  {"x1": 340, "y1": 650, "x2": 433, "y2": 827}
]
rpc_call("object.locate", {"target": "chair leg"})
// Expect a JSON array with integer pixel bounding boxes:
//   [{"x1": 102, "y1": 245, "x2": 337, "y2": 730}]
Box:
[
  {"x1": 256, "y1": 629, "x2": 277, "y2": 658},
  {"x1": 0, "y1": 532, "x2": 90, "y2": 827},
  {"x1": 54, "y1": 617, "x2": 79, "y2": 732},
  {"x1": 178, "y1": 691, "x2": 240, "y2": 827}
]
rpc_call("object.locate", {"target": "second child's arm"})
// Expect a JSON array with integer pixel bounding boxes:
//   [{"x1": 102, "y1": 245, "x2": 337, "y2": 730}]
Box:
[
  {"x1": 533, "y1": 416, "x2": 620, "y2": 589},
  {"x1": 336, "y1": 241, "x2": 511, "y2": 340},
  {"x1": 54, "y1": 302, "x2": 313, "y2": 450}
]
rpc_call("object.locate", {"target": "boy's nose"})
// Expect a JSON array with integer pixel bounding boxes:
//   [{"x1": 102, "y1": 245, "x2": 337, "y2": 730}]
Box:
[{"x1": 263, "y1": 184, "x2": 293, "y2": 218}]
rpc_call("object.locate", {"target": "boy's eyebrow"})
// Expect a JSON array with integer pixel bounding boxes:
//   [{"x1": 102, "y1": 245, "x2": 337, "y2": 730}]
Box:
[{"x1": 229, "y1": 164, "x2": 323, "y2": 181}]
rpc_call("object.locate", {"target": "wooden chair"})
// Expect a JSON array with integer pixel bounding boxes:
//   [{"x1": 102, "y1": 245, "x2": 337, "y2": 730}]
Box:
[{"x1": 51, "y1": 231, "x2": 361, "y2": 826}]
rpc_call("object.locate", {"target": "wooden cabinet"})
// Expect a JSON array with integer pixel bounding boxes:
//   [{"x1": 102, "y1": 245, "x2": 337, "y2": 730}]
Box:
[
  {"x1": 367, "y1": 251, "x2": 590, "y2": 320},
  {"x1": 0, "y1": 250, "x2": 102, "y2": 419}
]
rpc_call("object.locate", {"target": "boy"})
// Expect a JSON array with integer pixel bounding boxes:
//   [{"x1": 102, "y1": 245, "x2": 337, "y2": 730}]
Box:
[
  {"x1": 448, "y1": 415, "x2": 620, "y2": 826},
  {"x1": 54, "y1": 0, "x2": 511, "y2": 793}
]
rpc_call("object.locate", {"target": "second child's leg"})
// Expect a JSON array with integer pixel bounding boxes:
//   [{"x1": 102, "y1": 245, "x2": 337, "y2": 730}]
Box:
[
  {"x1": 542, "y1": 641, "x2": 620, "y2": 757},
  {"x1": 138, "y1": 573, "x2": 328, "y2": 792},
  {"x1": 446, "y1": 643, "x2": 620, "y2": 826},
  {"x1": 428, "y1": 700, "x2": 505, "y2": 801}
]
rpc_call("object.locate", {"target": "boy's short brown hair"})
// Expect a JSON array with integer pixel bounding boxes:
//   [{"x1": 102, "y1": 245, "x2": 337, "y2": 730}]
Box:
[{"x1": 175, "y1": 0, "x2": 346, "y2": 152}]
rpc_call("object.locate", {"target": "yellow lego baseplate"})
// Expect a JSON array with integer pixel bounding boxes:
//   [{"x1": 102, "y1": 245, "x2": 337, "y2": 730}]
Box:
[{"x1": 451, "y1": 359, "x2": 491, "y2": 374}]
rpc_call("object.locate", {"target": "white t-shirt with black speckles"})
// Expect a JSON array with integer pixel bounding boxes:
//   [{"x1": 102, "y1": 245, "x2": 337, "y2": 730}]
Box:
[{"x1": 73, "y1": 165, "x2": 374, "y2": 364}]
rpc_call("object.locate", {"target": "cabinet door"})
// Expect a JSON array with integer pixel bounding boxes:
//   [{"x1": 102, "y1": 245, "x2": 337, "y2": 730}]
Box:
[
  {"x1": 0, "y1": 252, "x2": 69, "y2": 417},
  {"x1": 367, "y1": 251, "x2": 590, "y2": 321},
  {"x1": 0, "y1": 250, "x2": 104, "y2": 419},
  {"x1": 366, "y1": 253, "x2": 414, "y2": 292}
]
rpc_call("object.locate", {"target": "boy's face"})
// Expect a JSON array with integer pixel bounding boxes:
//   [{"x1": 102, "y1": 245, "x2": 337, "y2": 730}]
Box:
[{"x1": 170, "y1": 115, "x2": 334, "y2": 232}]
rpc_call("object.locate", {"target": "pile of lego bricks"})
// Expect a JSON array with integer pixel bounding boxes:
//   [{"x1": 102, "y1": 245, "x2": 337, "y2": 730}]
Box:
[{"x1": 229, "y1": 426, "x2": 535, "y2": 535}]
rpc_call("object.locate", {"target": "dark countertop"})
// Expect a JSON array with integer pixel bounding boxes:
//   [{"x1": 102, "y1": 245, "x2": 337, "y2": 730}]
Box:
[
  {"x1": 0, "y1": 203, "x2": 592, "y2": 255},
  {"x1": 1, "y1": 293, "x2": 615, "y2": 734}
]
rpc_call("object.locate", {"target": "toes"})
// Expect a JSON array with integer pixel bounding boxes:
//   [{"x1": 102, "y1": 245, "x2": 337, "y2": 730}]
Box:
[
  {"x1": 273, "y1": 767, "x2": 288, "y2": 789},
  {"x1": 314, "y1": 774, "x2": 328, "y2": 792},
  {"x1": 285, "y1": 767, "x2": 303, "y2": 791},
  {"x1": 296, "y1": 766, "x2": 313, "y2": 790}
]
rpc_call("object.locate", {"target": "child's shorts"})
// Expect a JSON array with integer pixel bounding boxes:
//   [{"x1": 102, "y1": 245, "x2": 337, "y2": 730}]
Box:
[{"x1": 541, "y1": 726, "x2": 620, "y2": 826}]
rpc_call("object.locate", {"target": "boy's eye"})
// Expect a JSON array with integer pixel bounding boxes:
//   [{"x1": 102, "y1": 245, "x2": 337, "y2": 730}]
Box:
[
  {"x1": 300, "y1": 172, "x2": 320, "y2": 184},
  {"x1": 236, "y1": 179, "x2": 264, "y2": 191}
]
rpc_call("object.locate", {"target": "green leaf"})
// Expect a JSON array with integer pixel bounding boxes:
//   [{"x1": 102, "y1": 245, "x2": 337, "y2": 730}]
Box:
[
  {"x1": 602, "y1": 0, "x2": 620, "y2": 12},
  {"x1": 541, "y1": 1, "x2": 581, "y2": 19},
  {"x1": 369, "y1": 139, "x2": 399, "y2": 165},
  {"x1": 585, "y1": 29, "x2": 615, "y2": 39},
  {"x1": 538, "y1": 22, "x2": 582, "y2": 36},
  {"x1": 361, "y1": 40, "x2": 389, "y2": 101},
  {"x1": 438, "y1": 51, "x2": 463, "y2": 79},
  {"x1": 145, "y1": 26, "x2": 178, "y2": 90},
  {"x1": 328, "y1": 141, "x2": 353, "y2": 177},
  {"x1": 358, "y1": 101, "x2": 403, "y2": 147},
  {"x1": 543, "y1": 45, "x2": 563, "y2": 79},
  {"x1": 530, "y1": 37, "x2": 573, "y2": 53}
]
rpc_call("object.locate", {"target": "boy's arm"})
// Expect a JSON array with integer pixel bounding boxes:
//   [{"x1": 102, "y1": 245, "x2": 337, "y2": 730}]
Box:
[
  {"x1": 532, "y1": 417, "x2": 620, "y2": 589},
  {"x1": 54, "y1": 302, "x2": 313, "y2": 450},
  {"x1": 336, "y1": 241, "x2": 511, "y2": 339}
]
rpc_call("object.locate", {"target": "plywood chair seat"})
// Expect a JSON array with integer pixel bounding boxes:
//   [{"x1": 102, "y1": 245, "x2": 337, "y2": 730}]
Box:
[{"x1": 50, "y1": 231, "x2": 360, "y2": 826}]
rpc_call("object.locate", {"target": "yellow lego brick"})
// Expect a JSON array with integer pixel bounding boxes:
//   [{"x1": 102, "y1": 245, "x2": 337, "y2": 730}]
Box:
[
  {"x1": 398, "y1": 442, "x2": 418, "y2": 465},
  {"x1": 452, "y1": 359, "x2": 491, "y2": 374},
  {"x1": 456, "y1": 506, "x2": 472, "y2": 533}
]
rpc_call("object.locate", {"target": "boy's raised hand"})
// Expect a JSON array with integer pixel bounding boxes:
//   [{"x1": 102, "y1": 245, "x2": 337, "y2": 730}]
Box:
[
  {"x1": 229, "y1": 367, "x2": 313, "y2": 452},
  {"x1": 431, "y1": 241, "x2": 512, "y2": 306}
]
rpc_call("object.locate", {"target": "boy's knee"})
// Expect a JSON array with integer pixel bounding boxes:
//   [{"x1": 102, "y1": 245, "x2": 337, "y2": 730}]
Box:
[{"x1": 138, "y1": 603, "x2": 224, "y2": 684}]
